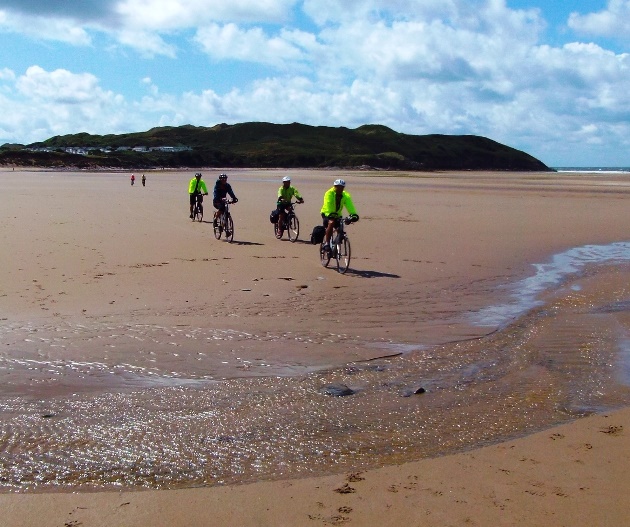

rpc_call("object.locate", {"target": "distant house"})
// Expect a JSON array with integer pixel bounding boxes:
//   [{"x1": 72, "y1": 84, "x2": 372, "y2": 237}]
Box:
[
  {"x1": 149, "y1": 146, "x2": 192, "y2": 152},
  {"x1": 26, "y1": 144, "x2": 191, "y2": 155}
]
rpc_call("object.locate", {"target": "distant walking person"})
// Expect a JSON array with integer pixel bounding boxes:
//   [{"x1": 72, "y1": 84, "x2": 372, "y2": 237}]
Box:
[
  {"x1": 130, "y1": 174, "x2": 135, "y2": 186},
  {"x1": 141, "y1": 174, "x2": 146, "y2": 187},
  {"x1": 188, "y1": 172, "x2": 208, "y2": 219},
  {"x1": 320, "y1": 179, "x2": 359, "y2": 250}
]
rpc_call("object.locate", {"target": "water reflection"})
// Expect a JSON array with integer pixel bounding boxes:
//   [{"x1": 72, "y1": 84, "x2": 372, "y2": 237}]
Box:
[{"x1": 2, "y1": 243, "x2": 630, "y2": 491}]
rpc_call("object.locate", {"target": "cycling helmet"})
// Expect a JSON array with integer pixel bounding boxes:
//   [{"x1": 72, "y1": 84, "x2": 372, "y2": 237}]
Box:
[
  {"x1": 219, "y1": 173, "x2": 228, "y2": 180},
  {"x1": 195, "y1": 172, "x2": 202, "y2": 178},
  {"x1": 282, "y1": 176, "x2": 291, "y2": 182},
  {"x1": 333, "y1": 179, "x2": 345, "y2": 186}
]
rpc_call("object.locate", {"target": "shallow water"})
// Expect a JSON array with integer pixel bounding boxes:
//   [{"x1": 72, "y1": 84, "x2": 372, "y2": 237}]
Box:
[{"x1": 2, "y1": 245, "x2": 630, "y2": 491}]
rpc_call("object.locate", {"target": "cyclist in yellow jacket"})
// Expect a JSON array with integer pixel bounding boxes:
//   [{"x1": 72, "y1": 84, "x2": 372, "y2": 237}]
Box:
[
  {"x1": 276, "y1": 176, "x2": 304, "y2": 236},
  {"x1": 188, "y1": 173, "x2": 208, "y2": 218},
  {"x1": 320, "y1": 179, "x2": 359, "y2": 250}
]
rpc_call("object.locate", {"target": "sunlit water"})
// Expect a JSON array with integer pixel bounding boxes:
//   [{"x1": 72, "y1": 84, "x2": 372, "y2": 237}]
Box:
[{"x1": 2, "y1": 243, "x2": 630, "y2": 492}]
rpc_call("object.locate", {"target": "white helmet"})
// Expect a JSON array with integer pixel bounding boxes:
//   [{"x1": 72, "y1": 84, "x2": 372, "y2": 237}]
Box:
[
  {"x1": 333, "y1": 179, "x2": 345, "y2": 186},
  {"x1": 282, "y1": 176, "x2": 291, "y2": 182}
]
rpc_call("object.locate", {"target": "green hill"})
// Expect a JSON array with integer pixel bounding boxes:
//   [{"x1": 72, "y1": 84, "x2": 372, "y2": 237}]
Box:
[{"x1": 0, "y1": 122, "x2": 551, "y2": 171}]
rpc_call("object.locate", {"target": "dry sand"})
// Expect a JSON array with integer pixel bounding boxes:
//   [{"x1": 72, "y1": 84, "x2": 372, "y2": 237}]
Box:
[{"x1": 2, "y1": 167, "x2": 630, "y2": 525}]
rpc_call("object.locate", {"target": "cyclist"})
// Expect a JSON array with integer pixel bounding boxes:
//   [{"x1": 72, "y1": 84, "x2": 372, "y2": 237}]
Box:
[
  {"x1": 276, "y1": 176, "x2": 304, "y2": 236},
  {"x1": 141, "y1": 174, "x2": 146, "y2": 187},
  {"x1": 188, "y1": 172, "x2": 208, "y2": 218},
  {"x1": 213, "y1": 173, "x2": 238, "y2": 224},
  {"x1": 130, "y1": 174, "x2": 135, "y2": 186},
  {"x1": 320, "y1": 179, "x2": 359, "y2": 251}
]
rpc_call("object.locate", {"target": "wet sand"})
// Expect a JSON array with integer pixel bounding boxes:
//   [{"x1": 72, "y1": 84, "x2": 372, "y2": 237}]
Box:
[
  {"x1": 2, "y1": 407, "x2": 629, "y2": 526},
  {"x1": 2, "y1": 168, "x2": 630, "y2": 524}
]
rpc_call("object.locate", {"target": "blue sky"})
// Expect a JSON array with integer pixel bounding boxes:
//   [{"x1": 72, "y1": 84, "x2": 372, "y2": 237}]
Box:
[{"x1": 1, "y1": 0, "x2": 629, "y2": 167}]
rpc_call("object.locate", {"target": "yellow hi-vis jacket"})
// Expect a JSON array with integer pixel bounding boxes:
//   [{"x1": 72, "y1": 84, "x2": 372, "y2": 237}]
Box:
[
  {"x1": 320, "y1": 187, "x2": 357, "y2": 217},
  {"x1": 188, "y1": 177, "x2": 208, "y2": 194}
]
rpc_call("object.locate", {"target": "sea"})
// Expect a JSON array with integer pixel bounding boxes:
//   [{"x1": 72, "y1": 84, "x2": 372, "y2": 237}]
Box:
[{"x1": 553, "y1": 167, "x2": 630, "y2": 173}]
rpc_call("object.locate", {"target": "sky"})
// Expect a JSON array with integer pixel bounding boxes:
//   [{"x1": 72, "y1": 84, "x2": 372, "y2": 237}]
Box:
[{"x1": 0, "y1": 0, "x2": 629, "y2": 167}]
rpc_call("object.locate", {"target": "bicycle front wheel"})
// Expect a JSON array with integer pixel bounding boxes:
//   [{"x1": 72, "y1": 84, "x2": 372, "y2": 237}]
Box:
[
  {"x1": 225, "y1": 214, "x2": 234, "y2": 242},
  {"x1": 287, "y1": 214, "x2": 299, "y2": 242},
  {"x1": 336, "y1": 236, "x2": 351, "y2": 273},
  {"x1": 195, "y1": 204, "x2": 203, "y2": 222},
  {"x1": 213, "y1": 215, "x2": 222, "y2": 239},
  {"x1": 320, "y1": 242, "x2": 331, "y2": 267}
]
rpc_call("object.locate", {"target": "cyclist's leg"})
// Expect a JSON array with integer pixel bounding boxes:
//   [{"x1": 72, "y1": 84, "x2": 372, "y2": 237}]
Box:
[
  {"x1": 277, "y1": 205, "x2": 287, "y2": 236},
  {"x1": 189, "y1": 194, "x2": 196, "y2": 218},
  {"x1": 324, "y1": 217, "x2": 337, "y2": 247},
  {"x1": 213, "y1": 200, "x2": 222, "y2": 224}
]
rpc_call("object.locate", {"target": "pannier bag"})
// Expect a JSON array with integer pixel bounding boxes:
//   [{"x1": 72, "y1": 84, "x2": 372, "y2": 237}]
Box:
[
  {"x1": 270, "y1": 209, "x2": 279, "y2": 223},
  {"x1": 310, "y1": 225, "x2": 326, "y2": 244}
]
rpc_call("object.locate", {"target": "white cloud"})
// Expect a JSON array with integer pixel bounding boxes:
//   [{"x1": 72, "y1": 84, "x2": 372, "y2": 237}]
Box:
[
  {"x1": 303, "y1": 0, "x2": 459, "y2": 26},
  {"x1": 0, "y1": 10, "x2": 92, "y2": 45},
  {"x1": 0, "y1": 66, "x2": 137, "y2": 144},
  {"x1": 568, "y1": 0, "x2": 630, "y2": 39},
  {"x1": 115, "y1": 0, "x2": 298, "y2": 29},
  {"x1": 0, "y1": 67, "x2": 15, "y2": 81},
  {"x1": 116, "y1": 28, "x2": 177, "y2": 58},
  {"x1": 195, "y1": 24, "x2": 310, "y2": 68},
  {"x1": 16, "y1": 66, "x2": 105, "y2": 103}
]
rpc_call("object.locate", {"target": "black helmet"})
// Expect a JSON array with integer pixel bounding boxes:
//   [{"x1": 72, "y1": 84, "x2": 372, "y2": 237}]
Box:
[
  {"x1": 195, "y1": 172, "x2": 202, "y2": 178},
  {"x1": 219, "y1": 173, "x2": 228, "y2": 180}
]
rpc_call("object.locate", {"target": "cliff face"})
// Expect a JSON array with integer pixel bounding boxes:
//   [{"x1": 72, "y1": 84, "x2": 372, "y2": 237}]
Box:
[{"x1": 1, "y1": 122, "x2": 551, "y2": 171}]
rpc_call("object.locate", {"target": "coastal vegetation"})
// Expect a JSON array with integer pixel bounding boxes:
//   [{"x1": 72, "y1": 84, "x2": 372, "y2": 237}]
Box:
[{"x1": 0, "y1": 122, "x2": 550, "y2": 171}]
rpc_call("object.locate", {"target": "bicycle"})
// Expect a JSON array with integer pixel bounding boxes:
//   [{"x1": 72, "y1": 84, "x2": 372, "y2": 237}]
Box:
[
  {"x1": 274, "y1": 201, "x2": 300, "y2": 242},
  {"x1": 319, "y1": 216, "x2": 352, "y2": 274},
  {"x1": 213, "y1": 199, "x2": 235, "y2": 242},
  {"x1": 191, "y1": 193, "x2": 204, "y2": 222}
]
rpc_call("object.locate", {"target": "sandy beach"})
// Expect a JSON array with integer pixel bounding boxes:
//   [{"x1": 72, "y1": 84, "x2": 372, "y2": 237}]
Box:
[{"x1": 2, "y1": 168, "x2": 630, "y2": 525}]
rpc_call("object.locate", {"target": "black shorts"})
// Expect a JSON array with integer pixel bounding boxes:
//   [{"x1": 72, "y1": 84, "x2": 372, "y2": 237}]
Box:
[
  {"x1": 190, "y1": 193, "x2": 203, "y2": 206},
  {"x1": 321, "y1": 213, "x2": 340, "y2": 228}
]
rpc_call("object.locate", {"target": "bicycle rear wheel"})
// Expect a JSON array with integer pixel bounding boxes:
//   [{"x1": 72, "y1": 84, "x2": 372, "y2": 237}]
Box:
[
  {"x1": 336, "y1": 236, "x2": 351, "y2": 273},
  {"x1": 287, "y1": 214, "x2": 299, "y2": 242},
  {"x1": 225, "y1": 214, "x2": 234, "y2": 242},
  {"x1": 320, "y1": 242, "x2": 331, "y2": 267}
]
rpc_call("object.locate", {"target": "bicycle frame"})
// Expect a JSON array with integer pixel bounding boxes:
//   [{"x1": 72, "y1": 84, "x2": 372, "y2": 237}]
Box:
[
  {"x1": 275, "y1": 201, "x2": 300, "y2": 242},
  {"x1": 332, "y1": 217, "x2": 347, "y2": 245},
  {"x1": 214, "y1": 199, "x2": 235, "y2": 242},
  {"x1": 192, "y1": 193, "x2": 204, "y2": 222},
  {"x1": 320, "y1": 216, "x2": 352, "y2": 273}
]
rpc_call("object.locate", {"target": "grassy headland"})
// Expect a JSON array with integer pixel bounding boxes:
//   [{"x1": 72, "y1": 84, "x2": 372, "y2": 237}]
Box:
[{"x1": 0, "y1": 122, "x2": 550, "y2": 171}]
